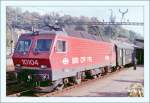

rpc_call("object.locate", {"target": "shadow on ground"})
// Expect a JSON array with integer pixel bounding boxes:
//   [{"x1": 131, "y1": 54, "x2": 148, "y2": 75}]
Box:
[
  {"x1": 137, "y1": 65, "x2": 144, "y2": 68},
  {"x1": 113, "y1": 79, "x2": 144, "y2": 85},
  {"x1": 84, "y1": 92, "x2": 128, "y2": 97}
]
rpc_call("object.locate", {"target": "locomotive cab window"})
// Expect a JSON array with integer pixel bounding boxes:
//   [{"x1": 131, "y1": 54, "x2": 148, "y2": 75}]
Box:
[
  {"x1": 16, "y1": 39, "x2": 31, "y2": 52},
  {"x1": 35, "y1": 39, "x2": 52, "y2": 52},
  {"x1": 56, "y1": 40, "x2": 67, "y2": 52}
]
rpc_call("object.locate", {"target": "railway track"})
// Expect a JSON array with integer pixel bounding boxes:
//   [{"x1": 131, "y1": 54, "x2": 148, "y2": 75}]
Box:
[
  {"x1": 7, "y1": 67, "x2": 129, "y2": 97},
  {"x1": 6, "y1": 65, "x2": 15, "y2": 72},
  {"x1": 7, "y1": 80, "x2": 18, "y2": 85},
  {"x1": 7, "y1": 71, "x2": 16, "y2": 81}
]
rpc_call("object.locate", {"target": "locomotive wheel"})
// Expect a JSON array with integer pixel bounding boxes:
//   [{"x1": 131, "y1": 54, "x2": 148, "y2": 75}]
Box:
[
  {"x1": 110, "y1": 67, "x2": 115, "y2": 73},
  {"x1": 75, "y1": 78, "x2": 81, "y2": 84},
  {"x1": 116, "y1": 66, "x2": 121, "y2": 70},
  {"x1": 97, "y1": 73, "x2": 102, "y2": 78},
  {"x1": 93, "y1": 75, "x2": 97, "y2": 79},
  {"x1": 121, "y1": 65, "x2": 124, "y2": 69},
  {"x1": 63, "y1": 78, "x2": 69, "y2": 87},
  {"x1": 81, "y1": 71, "x2": 86, "y2": 80},
  {"x1": 112, "y1": 67, "x2": 117, "y2": 72},
  {"x1": 74, "y1": 72, "x2": 82, "y2": 84},
  {"x1": 103, "y1": 66, "x2": 108, "y2": 75},
  {"x1": 118, "y1": 66, "x2": 123, "y2": 71},
  {"x1": 107, "y1": 66, "x2": 113, "y2": 73},
  {"x1": 56, "y1": 84, "x2": 64, "y2": 91},
  {"x1": 101, "y1": 68, "x2": 105, "y2": 76}
]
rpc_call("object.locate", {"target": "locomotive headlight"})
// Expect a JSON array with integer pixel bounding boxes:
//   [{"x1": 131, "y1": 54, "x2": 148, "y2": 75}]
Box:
[
  {"x1": 40, "y1": 65, "x2": 47, "y2": 69},
  {"x1": 16, "y1": 64, "x2": 21, "y2": 67},
  {"x1": 27, "y1": 75, "x2": 32, "y2": 82}
]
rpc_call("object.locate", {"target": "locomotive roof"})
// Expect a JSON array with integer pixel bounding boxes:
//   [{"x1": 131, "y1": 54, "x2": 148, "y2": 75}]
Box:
[
  {"x1": 22, "y1": 29, "x2": 104, "y2": 42},
  {"x1": 21, "y1": 29, "x2": 68, "y2": 35},
  {"x1": 65, "y1": 29, "x2": 103, "y2": 41},
  {"x1": 111, "y1": 40, "x2": 134, "y2": 49}
]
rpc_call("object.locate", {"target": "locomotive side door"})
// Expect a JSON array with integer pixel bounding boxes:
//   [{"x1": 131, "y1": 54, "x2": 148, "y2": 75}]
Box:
[
  {"x1": 116, "y1": 46, "x2": 126, "y2": 66},
  {"x1": 118, "y1": 48, "x2": 123, "y2": 66},
  {"x1": 122, "y1": 49, "x2": 126, "y2": 65},
  {"x1": 50, "y1": 39, "x2": 69, "y2": 81},
  {"x1": 55, "y1": 39, "x2": 68, "y2": 66}
]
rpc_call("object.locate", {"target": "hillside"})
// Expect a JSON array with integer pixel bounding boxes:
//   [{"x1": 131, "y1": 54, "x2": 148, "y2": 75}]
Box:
[{"x1": 6, "y1": 7, "x2": 143, "y2": 47}]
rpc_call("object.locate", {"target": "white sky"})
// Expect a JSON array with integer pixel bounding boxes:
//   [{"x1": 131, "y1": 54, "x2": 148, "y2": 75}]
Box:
[{"x1": 14, "y1": 6, "x2": 144, "y2": 36}]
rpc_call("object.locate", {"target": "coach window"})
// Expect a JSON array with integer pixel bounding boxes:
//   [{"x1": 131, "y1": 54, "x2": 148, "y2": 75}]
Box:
[
  {"x1": 126, "y1": 50, "x2": 128, "y2": 55},
  {"x1": 56, "y1": 40, "x2": 67, "y2": 52},
  {"x1": 126, "y1": 49, "x2": 130, "y2": 55},
  {"x1": 120, "y1": 49, "x2": 122, "y2": 57}
]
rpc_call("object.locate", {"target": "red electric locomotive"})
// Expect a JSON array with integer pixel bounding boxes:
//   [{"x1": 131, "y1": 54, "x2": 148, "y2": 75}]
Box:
[{"x1": 12, "y1": 26, "x2": 133, "y2": 91}]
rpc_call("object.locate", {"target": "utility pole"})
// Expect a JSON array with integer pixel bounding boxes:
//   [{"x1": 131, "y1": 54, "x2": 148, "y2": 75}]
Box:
[
  {"x1": 109, "y1": 9, "x2": 116, "y2": 22},
  {"x1": 109, "y1": 9, "x2": 116, "y2": 39},
  {"x1": 119, "y1": 9, "x2": 128, "y2": 22},
  {"x1": 10, "y1": 8, "x2": 18, "y2": 55},
  {"x1": 10, "y1": 24, "x2": 13, "y2": 55}
]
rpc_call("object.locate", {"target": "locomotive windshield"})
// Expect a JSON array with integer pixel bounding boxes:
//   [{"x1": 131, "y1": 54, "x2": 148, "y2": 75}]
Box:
[
  {"x1": 16, "y1": 39, "x2": 31, "y2": 52},
  {"x1": 35, "y1": 39, "x2": 52, "y2": 52}
]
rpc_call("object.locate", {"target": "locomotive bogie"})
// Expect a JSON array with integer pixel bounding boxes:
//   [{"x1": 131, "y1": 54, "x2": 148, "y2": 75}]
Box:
[{"x1": 15, "y1": 68, "x2": 52, "y2": 82}]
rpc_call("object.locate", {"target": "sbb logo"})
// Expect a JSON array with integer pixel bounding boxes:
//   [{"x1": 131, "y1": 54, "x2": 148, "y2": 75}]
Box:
[
  {"x1": 62, "y1": 58, "x2": 69, "y2": 65},
  {"x1": 22, "y1": 59, "x2": 39, "y2": 66}
]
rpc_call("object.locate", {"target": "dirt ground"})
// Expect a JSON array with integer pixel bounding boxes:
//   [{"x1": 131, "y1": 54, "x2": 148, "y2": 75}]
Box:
[{"x1": 54, "y1": 65, "x2": 144, "y2": 97}]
